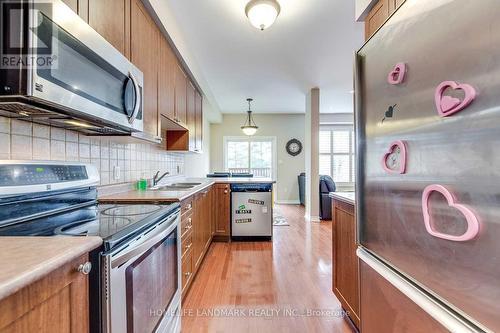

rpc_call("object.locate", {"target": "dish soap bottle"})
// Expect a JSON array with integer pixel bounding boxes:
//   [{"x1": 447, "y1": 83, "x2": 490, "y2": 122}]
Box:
[{"x1": 137, "y1": 173, "x2": 148, "y2": 191}]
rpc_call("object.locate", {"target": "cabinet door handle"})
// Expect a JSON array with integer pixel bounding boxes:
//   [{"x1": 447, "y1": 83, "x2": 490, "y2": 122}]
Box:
[
  {"x1": 224, "y1": 190, "x2": 228, "y2": 194},
  {"x1": 184, "y1": 272, "x2": 191, "y2": 277},
  {"x1": 77, "y1": 262, "x2": 92, "y2": 275},
  {"x1": 185, "y1": 243, "x2": 192, "y2": 249}
]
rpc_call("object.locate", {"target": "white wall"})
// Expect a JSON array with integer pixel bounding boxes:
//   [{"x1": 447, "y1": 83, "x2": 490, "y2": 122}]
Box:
[{"x1": 210, "y1": 114, "x2": 305, "y2": 203}]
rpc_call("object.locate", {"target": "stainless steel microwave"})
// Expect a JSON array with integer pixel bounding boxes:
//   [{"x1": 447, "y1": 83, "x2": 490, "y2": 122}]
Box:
[{"x1": 0, "y1": 0, "x2": 144, "y2": 136}]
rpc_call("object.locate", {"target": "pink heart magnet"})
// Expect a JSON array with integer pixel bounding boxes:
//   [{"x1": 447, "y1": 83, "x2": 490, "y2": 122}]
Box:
[
  {"x1": 422, "y1": 184, "x2": 480, "y2": 242},
  {"x1": 435, "y1": 81, "x2": 476, "y2": 117},
  {"x1": 387, "y1": 63, "x2": 407, "y2": 85},
  {"x1": 382, "y1": 140, "x2": 407, "y2": 174}
]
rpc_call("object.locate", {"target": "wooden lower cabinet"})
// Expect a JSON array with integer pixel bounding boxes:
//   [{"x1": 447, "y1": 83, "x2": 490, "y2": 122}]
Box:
[
  {"x1": 332, "y1": 199, "x2": 360, "y2": 328},
  {"x1": 0, "y1": 254, "x2": 91, "y2": 332},
  {"x1": 213, "y1": 183, "x2": 231, "y2": 241},
  {"x1": 360, "y1": 261, "x2": 448, "y2": 333},
  {"x1": 181, "y1": 186, "x2": 214, "y2": 298},
  {"x1": 181, "y1": 247, "x2": 193, "y2": 295}
]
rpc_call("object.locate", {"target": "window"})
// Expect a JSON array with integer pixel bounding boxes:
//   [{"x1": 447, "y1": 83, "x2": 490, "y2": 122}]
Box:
[
  {"x1": 224, "y1": 136, "x2": 276, "y2": 178},
  {"x1": 319, "y1": 125, "x2": 355, "y2": 184}
]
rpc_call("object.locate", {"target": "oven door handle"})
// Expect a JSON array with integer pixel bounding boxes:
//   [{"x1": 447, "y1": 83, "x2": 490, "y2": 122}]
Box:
[{"x1": 109, "y1": 213, "x2": 179, "y2": 268}]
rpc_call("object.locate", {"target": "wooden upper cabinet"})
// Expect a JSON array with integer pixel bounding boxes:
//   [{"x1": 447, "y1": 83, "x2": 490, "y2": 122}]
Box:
[
  {"x1": 61, "y1": 0, "x2": 88, "y2": 22},
  {"x1": 365, "y1": 0, "x2": 390, "y2": 39},
  {"x1": 365, "y1": 0, "x2": 406, "y2": 40},
  {"x1": 159, "y1": 36, "x2": 176, "y2": 121},
  {"x1": 174, "y1": 64, "x2": 188, "y2": 127},
  {"x1": 131, "y1": 0, "x2": 159, "y2": 138},
  {"x1": 195, "y1": 91, "x2": 203, "y2": 152},
  {"x1": 88, "y1": 0, "x2": 130, "y2": 57},
  {"x1": 186, "y1": 81, "x2": 196, "y2": 151}
]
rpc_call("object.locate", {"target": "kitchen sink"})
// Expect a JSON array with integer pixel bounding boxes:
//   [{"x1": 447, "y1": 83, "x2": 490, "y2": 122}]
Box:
[{"x1": 171, "y1": 182, "x2": 202, "y2": 186}]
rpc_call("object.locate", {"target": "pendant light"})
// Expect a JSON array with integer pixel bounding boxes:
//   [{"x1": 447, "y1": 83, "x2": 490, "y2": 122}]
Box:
[
  {"x1": 245, "y1": 0, "x2": 281, "y2": 31},
  {"x1": 241, "y1": 98, "x2": 259, "y2": 136}
]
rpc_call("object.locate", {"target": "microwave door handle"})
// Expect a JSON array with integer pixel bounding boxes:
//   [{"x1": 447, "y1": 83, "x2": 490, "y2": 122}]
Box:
[{"x1": 128, "y1": 72, "x2": 141, "y2": 124}]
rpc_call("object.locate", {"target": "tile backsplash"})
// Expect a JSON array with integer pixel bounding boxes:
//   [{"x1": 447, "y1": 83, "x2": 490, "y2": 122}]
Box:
[{"x1": 0, "y1": 117, "x2": 184, "y2": 187}]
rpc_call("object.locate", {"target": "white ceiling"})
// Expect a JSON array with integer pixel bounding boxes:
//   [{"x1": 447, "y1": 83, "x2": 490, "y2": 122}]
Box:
[{"x1": 164, "y1": 0, "x2": 364, "y2": 114}]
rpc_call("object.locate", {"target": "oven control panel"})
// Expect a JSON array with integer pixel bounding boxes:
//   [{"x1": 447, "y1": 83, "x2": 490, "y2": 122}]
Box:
[{"x1": 0, "y1": 164, "x2": 88, "y2": 186}]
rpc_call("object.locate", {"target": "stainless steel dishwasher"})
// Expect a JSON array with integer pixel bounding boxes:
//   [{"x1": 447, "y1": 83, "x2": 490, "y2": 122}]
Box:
[{"x1": 231, "y1": 183, "x2": 273, "y2": 240}]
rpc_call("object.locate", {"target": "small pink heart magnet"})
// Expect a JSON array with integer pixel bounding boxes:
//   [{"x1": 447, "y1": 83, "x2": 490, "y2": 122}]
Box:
[
  {"x1": 422, "y1": 185, "x2": 480, "y2": 242},
  {"x1": 435, "y1": 81, "x2": 476, "y2": 117},
  {"x1": 387, "y1": 63, "x2": 407, "y2": 85},
  {"x1": 382, "y1": 140, "x2": 407, "y2": 174}
]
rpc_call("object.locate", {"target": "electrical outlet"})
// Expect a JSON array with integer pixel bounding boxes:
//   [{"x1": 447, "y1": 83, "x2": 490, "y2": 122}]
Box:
[{"x1": 113, "y1": 166, "x2": 121, "y2": 180}]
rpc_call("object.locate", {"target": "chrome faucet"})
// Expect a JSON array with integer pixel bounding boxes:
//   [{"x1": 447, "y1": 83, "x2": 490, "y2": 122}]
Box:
[{"x1": 153, "y1": 171, "x2": 170, "y2": 187}]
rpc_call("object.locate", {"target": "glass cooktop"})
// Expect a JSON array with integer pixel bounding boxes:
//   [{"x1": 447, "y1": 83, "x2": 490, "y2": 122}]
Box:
[{"x1": 55, "y1": 204, "x2": 169, "y2": 239}]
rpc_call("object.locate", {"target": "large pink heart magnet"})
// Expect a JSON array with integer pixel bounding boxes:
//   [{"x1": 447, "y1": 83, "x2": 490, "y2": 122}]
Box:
[
  {"x1": 422, "y1": 185, "x2": 480, "y2": 242},
  {"x1": 382, "y1": 140, "x2": 407, "y2": 174},
  {"x1": 387, "y1": 63, "x2": 407, "y2": 85},
  {"x1": 435, "y1": 81, "x2": 476, "y2": 117}
]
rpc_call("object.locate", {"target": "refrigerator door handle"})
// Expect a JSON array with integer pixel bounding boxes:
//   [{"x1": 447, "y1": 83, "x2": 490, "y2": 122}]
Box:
[{"x1": 357, "y1": 248, "x2": 481, "y2": 333}]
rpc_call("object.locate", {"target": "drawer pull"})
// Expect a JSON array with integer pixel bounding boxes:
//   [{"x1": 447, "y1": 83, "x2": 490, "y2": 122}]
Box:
[
  {"x1": 77, "y1": 262, "x2": 92, "y2": 275},
  {"x1": 224, "y1": 190, "x2": 228, "y2": 194}
]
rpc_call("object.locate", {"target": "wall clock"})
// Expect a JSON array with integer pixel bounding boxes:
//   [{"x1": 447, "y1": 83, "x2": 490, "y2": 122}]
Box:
[{"x1": 286, "y1": 139, "x2": 303, "y2": 156}]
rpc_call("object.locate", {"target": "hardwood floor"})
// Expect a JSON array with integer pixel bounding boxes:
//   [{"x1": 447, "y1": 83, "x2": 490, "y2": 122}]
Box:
[{"x1": 182, "y1": 204, "x2": 355, "y2": 333}]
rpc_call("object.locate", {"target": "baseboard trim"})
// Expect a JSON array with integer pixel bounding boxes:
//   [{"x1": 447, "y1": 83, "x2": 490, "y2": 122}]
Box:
[{"x1": 275, "y1": 200, "x2": 301, "y2": 205}]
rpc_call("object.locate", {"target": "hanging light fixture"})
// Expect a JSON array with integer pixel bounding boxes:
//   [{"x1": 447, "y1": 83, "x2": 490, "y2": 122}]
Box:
[
  {"x1": 245, "y1": 0, "x2": 281, "y2": 31},
  {"x1": 241, "y1": 98, "x2": 259, "y2": 136}
]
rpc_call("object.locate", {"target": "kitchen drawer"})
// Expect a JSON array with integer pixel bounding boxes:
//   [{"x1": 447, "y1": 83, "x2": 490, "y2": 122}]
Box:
[
  {"x1": 181, "y1": 248, "x2": 193, "y2": 292},
  {"x1": 181, "y1": 229, "x2": 193, "y2": 258},
  {"x1": 181, "y1": 197, "x2": 193, "y2": 216},
  {"x1": 215, "y1": 183, "x2": 230, "y2": 190},
  {"x1": 181, "y1": 212, "x2": 193, "y2": 237}
]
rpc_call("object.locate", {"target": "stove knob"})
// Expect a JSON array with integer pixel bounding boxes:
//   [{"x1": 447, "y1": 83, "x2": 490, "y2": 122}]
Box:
[{"x1": 77, "y1": 262, "x2": 92, "y2": 275}]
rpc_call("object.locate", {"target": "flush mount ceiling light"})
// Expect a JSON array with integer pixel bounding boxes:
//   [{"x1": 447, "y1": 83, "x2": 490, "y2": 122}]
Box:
[
  {"x1": 245, "y1": 0, "x2": 281, "y2": 31},
  {"x1": 241, "y1": 98, "x2": 259, "y2": 136}
]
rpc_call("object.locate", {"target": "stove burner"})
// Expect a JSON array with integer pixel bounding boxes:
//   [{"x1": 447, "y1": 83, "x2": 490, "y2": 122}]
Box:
[
  {"x1": 54, "y1": 216, "x2": 133, "y2": 237},
  {"x1": 101, "y1": 205, "x2": 163, "y2": 217}
]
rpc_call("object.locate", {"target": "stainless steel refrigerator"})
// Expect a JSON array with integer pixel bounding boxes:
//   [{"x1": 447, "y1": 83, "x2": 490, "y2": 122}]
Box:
[{"x1": 355, "y1": 0, "x2": 500, "y2": 332}]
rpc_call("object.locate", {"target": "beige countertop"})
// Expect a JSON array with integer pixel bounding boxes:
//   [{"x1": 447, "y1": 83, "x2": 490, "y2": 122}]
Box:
[
  {"x1": 329, "y1": 192, "x2": 356, "y2": 205},
  {"x1": 0, "y1": 236, "x2": 102, "y2": 300},
  {"x1": 99, "y1": 177, "x2": 275, "y2": 203}
]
